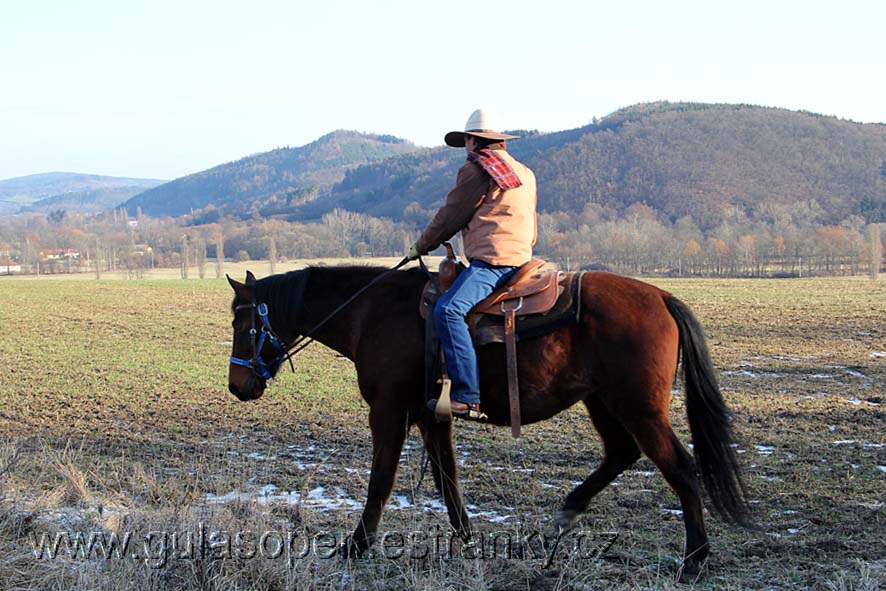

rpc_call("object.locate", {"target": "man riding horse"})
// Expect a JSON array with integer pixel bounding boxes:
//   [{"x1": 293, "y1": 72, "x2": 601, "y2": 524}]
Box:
[
  {"x1": 227, "y1": 110, "x2": 749, "y2": 577},
  {"x1": 407, "y1": 109, "x2": 537, "y2": 421}
]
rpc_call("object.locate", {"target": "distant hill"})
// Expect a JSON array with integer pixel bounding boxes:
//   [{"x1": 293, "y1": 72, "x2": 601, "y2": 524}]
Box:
[
  {"x1": 0, "y1": 173, "x2": 165, "y2": 215},
  {"x1": 123, "y1": 131, "x2": 420, "y2": 218},
  {"x1": 303, "y1": 103, "x2": 886, "y2": 229}
]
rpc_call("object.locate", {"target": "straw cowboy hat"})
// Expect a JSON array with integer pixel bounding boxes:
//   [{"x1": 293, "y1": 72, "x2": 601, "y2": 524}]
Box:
[{"x1": 444, "y1": 109, "x2": 520, "y2": 147}]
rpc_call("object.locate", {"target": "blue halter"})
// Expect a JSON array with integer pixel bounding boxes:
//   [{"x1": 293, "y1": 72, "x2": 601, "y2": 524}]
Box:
[{"x1": 229, "y1": 302, "x2": 289, "y2": 380}]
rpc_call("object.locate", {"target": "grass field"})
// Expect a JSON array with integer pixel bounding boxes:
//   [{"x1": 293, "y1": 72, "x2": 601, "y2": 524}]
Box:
[{"x1": 0, "y1": 271, "x2": 883, "y2": 590}]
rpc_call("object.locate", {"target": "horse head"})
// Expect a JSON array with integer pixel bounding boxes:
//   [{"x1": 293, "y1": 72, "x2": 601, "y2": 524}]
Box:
[{"x1": 226, "y1": 270, "x2": 279, "y2": 401}]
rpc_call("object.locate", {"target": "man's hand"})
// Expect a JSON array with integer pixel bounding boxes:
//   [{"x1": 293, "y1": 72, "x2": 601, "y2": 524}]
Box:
[{"x1": 406, "y1": 244, "x2": 421, "y2": 261}]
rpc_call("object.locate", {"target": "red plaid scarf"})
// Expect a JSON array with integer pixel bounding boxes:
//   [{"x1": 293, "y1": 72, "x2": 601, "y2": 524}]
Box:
[{"x1": 467, "y1": 149, "x2": 523, "y2": 190}]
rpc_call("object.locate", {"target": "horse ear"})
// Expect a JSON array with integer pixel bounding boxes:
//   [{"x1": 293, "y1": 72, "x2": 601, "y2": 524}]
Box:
[
  {"x1": 226, "y1": 274, "x2": 240, "y2": 290},
  {"x1": 245, "y1": 270, "x2": 257, "y2": 285},
  {"x1": 227, "y1": 274, "x2": 253, "y2": 299}
]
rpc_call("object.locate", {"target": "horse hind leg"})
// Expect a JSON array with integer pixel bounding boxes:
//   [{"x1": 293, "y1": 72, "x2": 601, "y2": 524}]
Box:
[
  {"x1": 556, "y1": 397, "x2": 641, "y2": 530},
  {"x1": 628, "y1": 414, "x2": 709, "y2": 579}
]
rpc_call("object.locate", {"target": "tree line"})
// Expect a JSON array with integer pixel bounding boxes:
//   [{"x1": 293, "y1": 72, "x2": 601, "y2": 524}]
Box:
[{"x1": 1, "y1": 202, "x2": 883, "y2": 278}]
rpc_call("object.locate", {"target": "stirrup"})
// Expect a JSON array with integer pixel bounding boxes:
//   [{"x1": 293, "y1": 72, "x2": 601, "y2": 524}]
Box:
[
  {"x1": 433, "y1": 378, "x2": 452, "y2": 422},
  {"x1": 450, "y1": 401, "x2": 489, "y2": 422}
]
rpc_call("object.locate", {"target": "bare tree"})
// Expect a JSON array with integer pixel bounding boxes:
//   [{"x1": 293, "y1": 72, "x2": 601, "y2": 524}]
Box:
[
  {"x1": 268, "y1": 234, "x2": 277, "y2": 275},
  {"x1": 180, "y1": 235, "x2": 189, "y2": 279},
  {"x1": 93, "y1": 238, "x2": 102, "y2": 280},
  {"x1": 197, "y1": 239, "x2": 207, "y2": 279},
  {"x1": 215, "y1": 232, "x2": 224, "y2": 279},
  {"x1": 871, "y1": 224, "x2": 882, "y2": 280}
]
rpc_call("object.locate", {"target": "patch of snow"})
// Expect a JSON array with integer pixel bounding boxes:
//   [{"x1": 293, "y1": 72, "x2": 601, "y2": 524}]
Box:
[
  {"x1": 755, "y1": 445, "x2": 775, "y2": 456},
  {"x1": 206, "y1": 483, "x2": 362, "y2": 511},
  {"x1": 752, "y1": 355, "x2": 806, "y2": 362},
  {"x1": 856, "y1": 501, "x2": 883, "y2": 510},
  {"x1": 870, "y1": 351, "x2": 886, "y2": 359},
  {"x1": 390, "y1": 495, "x2": 414, "y2": 510},
  {"x1": 206, "y1": 490, "x2": 249, "y2": 504},
  {"x1": 723, "y1": 370, "x2": 785, "y2": 379},
  {"x1": 845, "y1": 397, "x2": 880, "y2": 407},
  {"x1": 484, "y1": 513, "x2": 513, "y2": 524}
]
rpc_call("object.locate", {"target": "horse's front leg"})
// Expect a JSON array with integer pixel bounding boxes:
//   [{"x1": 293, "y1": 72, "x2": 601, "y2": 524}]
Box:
[
  {"x1": 423, "y1": 419, "x2": 472, "y2": 541},
  {"x1": 346, "y1": 404, "x2": 408, "y2": 556}
]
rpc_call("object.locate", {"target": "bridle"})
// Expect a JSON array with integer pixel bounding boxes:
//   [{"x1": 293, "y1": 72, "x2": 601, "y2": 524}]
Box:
[
  {"x1": 229, "y1": 256, "x2": 414, "y2": 382},
  {"x1": 229, "y1": 302, "x2": 290, "y2": 380}
]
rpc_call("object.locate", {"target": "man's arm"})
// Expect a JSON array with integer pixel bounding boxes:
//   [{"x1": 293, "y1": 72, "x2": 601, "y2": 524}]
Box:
[{"x1": 415, "y1": 162, "x2": 488, "y2": 254}]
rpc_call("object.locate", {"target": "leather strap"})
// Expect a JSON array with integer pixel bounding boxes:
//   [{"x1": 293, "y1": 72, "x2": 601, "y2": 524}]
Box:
[{"x1": 504, "y1": 303, "x2": 521, "y2": 438}]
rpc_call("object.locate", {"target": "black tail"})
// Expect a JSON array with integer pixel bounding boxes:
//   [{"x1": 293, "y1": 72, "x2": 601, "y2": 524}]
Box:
[{"x1": 665, "y1": 295, "x2": 751, "y2": 526}]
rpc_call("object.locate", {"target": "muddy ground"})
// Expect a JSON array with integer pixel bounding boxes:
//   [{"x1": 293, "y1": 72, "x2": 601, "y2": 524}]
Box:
[{"x1": 0, "y1": 275, "x2": 883, "y2": 590}]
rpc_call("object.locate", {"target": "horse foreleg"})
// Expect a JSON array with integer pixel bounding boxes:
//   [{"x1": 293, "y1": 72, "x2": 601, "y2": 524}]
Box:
[
  {"x1": 424, "y1": 419, "x2": 472, "y2": 541},
  {"x1": 557, "y1": 397, "x2": 640, "y2": 530},
  {"x1": 415, "y1": 420, "x2": 444, "y2": 496},
  {"x1": 346, "y1": 406, "x2": 408, "y2": 556}
]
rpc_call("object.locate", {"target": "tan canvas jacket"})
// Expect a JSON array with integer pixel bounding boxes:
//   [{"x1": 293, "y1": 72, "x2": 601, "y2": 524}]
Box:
[{"x1": 415, "y1": 150, "x2": 537, "y2": 267}]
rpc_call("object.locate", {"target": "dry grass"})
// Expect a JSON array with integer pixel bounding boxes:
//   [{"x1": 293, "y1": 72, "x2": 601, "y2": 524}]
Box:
[{"x1": 0, "y1": 274, "x2": 884, "y2": 589}]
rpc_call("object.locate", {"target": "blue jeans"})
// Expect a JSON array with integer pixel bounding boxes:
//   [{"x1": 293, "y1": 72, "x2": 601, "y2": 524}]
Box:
[{"x1": 433, "y1": 260, "x2": 518, "y2": 405}]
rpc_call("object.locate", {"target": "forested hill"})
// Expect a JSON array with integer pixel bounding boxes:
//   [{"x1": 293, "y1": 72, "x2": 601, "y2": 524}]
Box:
[
  {"x1": 303, "y1": 103, "x2": 886, "y2": 229},
  {"x1": 123, "y1": 131, "x2": 419, "y2": 218},
  {"x1": 0, "y1": 172, "x2": 164, "y2": 215}
]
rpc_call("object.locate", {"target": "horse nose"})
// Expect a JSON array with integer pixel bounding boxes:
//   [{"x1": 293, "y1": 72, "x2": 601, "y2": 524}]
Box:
[{"x1": 229, "y1": 378, "x2": 257, "y2": 401}]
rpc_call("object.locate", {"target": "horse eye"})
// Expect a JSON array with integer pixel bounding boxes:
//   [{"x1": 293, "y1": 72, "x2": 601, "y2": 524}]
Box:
[{"x1": 232, "y1": 320, "x2": 242, "y2": 331}]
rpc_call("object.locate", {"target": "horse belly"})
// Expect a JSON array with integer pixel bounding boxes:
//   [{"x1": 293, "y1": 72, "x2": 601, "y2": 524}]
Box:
[{"x1": 476, "y1": 329, "x2": 587, "y2": 426}]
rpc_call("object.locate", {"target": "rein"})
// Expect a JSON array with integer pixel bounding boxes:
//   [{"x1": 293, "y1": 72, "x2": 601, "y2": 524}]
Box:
[{"x1": 231, "y1": 256, "x2": 412, "y2": 380}]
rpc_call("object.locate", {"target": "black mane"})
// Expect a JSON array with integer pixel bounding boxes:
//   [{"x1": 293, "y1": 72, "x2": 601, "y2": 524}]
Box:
[{"x1": 252, "y1": 265, "x2": 427, "y2": 331}]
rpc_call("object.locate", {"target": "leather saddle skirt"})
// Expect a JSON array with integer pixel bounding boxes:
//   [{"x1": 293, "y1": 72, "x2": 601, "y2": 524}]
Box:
[{"x1": 420, "y1": 260, "x2": 584, "y2": 346}]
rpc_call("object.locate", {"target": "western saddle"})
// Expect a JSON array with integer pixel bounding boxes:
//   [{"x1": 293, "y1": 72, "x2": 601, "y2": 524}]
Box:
[{"x1": 419, "y1": 244, "x2": 582, "y2": 438}]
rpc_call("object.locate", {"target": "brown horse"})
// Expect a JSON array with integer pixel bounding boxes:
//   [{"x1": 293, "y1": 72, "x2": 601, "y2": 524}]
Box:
[{"x1": 226, "y1": 265, "x2": 749, "y2": 576}]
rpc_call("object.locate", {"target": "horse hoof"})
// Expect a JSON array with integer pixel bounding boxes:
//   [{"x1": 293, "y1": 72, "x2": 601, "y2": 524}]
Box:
[
  {"x1": 677, "y1": 556, "x2": 707, "y2": 583},
  {"x1": 553, "y1": 509, "x2": 578, "y2": 532},
  {"x1": 338, "y1": 536, "x2": 366, "y2": 559}
]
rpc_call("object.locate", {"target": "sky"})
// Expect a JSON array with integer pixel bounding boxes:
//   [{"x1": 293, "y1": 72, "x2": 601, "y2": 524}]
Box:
[{"x1": 1, "y1": 0, "x2": 884, "y2": 181}]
